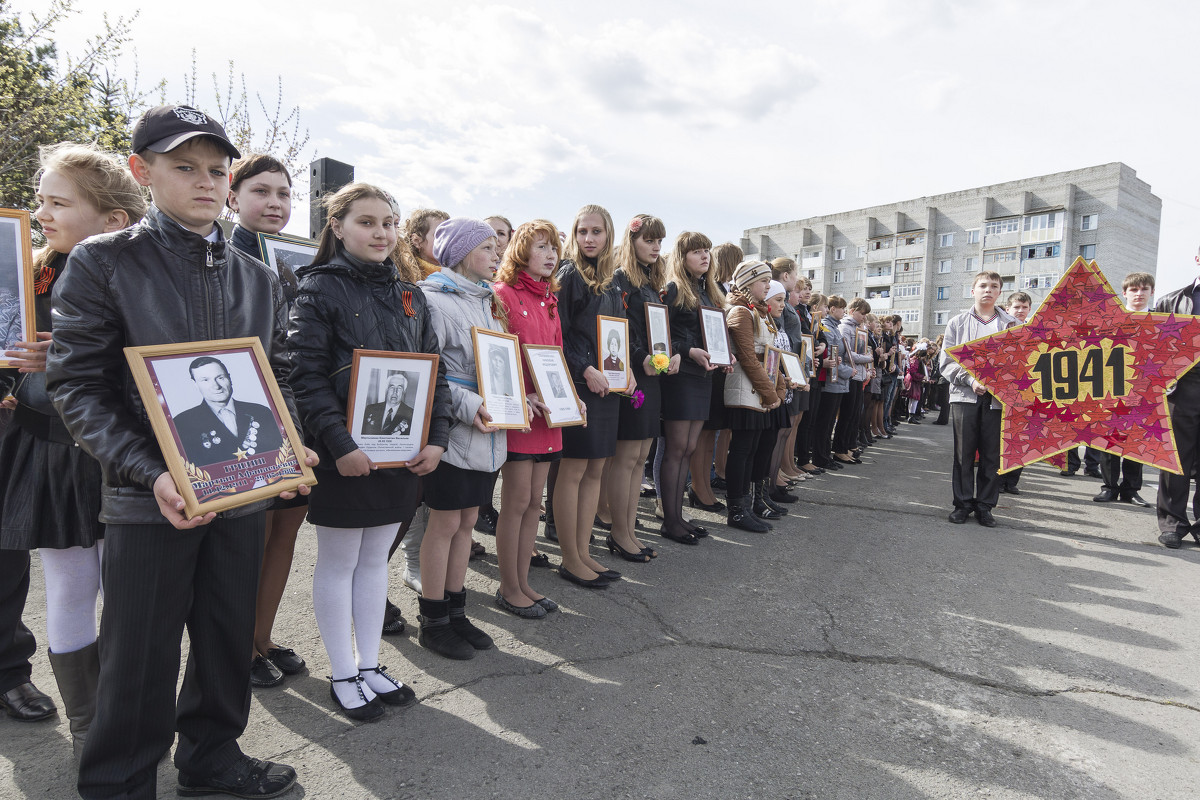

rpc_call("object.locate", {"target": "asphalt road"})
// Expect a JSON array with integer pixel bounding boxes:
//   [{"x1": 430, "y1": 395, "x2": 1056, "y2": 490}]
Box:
[{"x1": 4, "y1": 420, "x2": 1198, "y2": 799}]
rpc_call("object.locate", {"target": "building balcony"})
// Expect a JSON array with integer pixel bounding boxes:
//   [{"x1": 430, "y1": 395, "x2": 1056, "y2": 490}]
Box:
[
  {"x1": 801, "y1": 254, "x2": 825, "y2": 270},
  {"x1": 865, "y1": 247, "x2": 892, "y2": 264},
  {"x1": 983, "y1": 232, "x2": 1020, "y2": 250},
  {"x1": 864, "y1": 295, "x2": 891, "y2": 310},
  {"x1": 894, "y1": 242, "x2": 925, "y2": 259}
]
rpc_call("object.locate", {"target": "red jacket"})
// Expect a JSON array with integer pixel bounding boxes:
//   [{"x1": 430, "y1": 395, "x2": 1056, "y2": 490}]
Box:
[{"x1": 494, "y1": 272, "x2": 564, "y2": 455}]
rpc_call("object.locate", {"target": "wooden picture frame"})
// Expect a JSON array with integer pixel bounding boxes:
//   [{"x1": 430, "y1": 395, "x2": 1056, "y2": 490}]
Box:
[
  {"x1": 779, "y1": 350, "x2": 808, "y2": 388},
  {"x1": 798, "y1": 333, "x2": 815, "y2": 378},
  {"x1": 597, "y1": 315, "x2": 630, "y2": 392},
  {"x1": 644, "y1": 302, "x2": 672, "y2": 358},
  {"x1": 473, "y1": 327, "x2": 530, "y2": 429},
  {"x1": 256, "y1": 231, "x2": 318, "y2": 274},
  {"x1": 346, "y1": 349, "x2": 439, "y2": 467},
  {"x1": 699, "y1": 305, "x2": 732, "y2": 366},
  {"x1": 763, "y1": 345, "x2": 782, "y2": 382},
  {"x1": 856, "y1": 329, "x2": 869, "y2": 355},
  {"x1": 123, "y1": 337, "x2": 316, "y2": 518},
  {"x1": 523, "y1": 344, "x2": 585, "y2": 428},
  {"x1": 0, "y1": 209, "x2": 37, "y2": 369}
]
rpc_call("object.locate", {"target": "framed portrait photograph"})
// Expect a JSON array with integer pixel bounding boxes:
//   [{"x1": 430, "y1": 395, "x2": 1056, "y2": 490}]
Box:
[
  {"x1": 644, "y1": 302, "x2": 672, "y2": 358},
  {"x1": 763, "y1": 345, "x2": 781, "y2": 382},
  {"x1": 798, "y1": 334, "x2": 815, "y2": 378},
  {"x1": 473, "y1": 328, "x2": 530, "y2": 430},
  {"x1": 346, "y1": 349, "x2": 439, "y2": 467},
  {"x1": 0, "y1": 209, "x2": 37, "y2": 369},
  {"x1": 523, "y1": 344, "x2": 585, "y2": 428},
  {"x1": 256, "y1": 231, "x2": 317, "y2": 297},
  {"x1": 124, "y1": 337, "x2": 315, "y2": 518},
  {"x1": 596, "y1": 315, "x2": 630, "y2": 392},
  {"x1": 700, "y1": 305, "x2": 732, "y2": 366},
  {"x1": 856, "y1": 329, "x2": 868, "y2": 355},
  {"x1": 779, "y1": 350, "x2": 808, "y2": 388}
]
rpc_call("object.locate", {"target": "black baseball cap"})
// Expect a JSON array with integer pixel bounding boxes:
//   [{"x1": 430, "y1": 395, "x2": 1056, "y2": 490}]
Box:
[{"x1": 131, "y1": 105, "x2": 241, "y2": 159}]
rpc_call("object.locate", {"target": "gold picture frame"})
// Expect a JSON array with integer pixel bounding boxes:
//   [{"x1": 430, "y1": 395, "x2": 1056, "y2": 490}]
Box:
[
  {"x1": 473, "y1": 327, "x2": 530, "y2": 430},
  {"x1": 123, "y1": 337, "x2": 315, "y2": 518},
  {"x1": 523, "y1": 344, "x2": 585, "y2": 428},
  {"x1": 0, "y1": 208, "x2": 38, "y2": 369},
  {"x1": 346, "y1": 349, "x2": 440, "y2": 467}
]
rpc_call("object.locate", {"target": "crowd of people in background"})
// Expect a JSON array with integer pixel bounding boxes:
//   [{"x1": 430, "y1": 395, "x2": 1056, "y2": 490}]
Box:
[{"x1": 0, "y1": 105, "x2": 1175, "y2": 799}]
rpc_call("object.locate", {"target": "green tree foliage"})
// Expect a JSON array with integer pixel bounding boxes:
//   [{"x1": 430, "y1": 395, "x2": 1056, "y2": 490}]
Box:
[
  {"x1": 0, "y1": 0, "x2": 149, "y2": 209},
  {"x1": 0, "y1": 1, "x2": 310, "y2": 214}
]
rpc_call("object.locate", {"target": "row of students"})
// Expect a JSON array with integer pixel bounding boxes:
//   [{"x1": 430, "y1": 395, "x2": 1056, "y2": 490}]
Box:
[{"x1": 0, "y1": 105, "x2": 917, "y2": 798}]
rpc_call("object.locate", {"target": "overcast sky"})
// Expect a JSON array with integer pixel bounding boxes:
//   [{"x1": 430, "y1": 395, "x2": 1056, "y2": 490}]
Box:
[{"x1": 33, "y1": 0, "x2": 1200, "y2": 293}]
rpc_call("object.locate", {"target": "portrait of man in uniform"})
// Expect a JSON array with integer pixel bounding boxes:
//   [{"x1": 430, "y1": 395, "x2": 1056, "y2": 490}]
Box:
[{"x1": 171, "y1": 356, "x2": 283, "y2": 465}]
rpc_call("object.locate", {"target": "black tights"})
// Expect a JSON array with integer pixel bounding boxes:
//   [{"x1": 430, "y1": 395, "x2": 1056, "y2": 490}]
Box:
[
  {"x1": 661, "y1": 419, "x2": 704, "y2": 536},
  {"x1": 726, "y1": 426, "x2": 779, "y2": 499}
]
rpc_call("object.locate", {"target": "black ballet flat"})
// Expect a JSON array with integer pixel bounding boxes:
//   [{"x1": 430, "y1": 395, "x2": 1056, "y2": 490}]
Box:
[
  {"x1": 660, "y1": 527, "x2": 700, "y2": 546},
  {"x1": 557, "y1": 566, "x2": 609, "y2": 588},
  {"x1": 687, "y1": 489, "x2": 726, "y2": 512},
  {"x1": 606, "y1": 535, "x2": 650, "y2": 563},
  {"x1": 684, "y1": 523, "x2": 709, "y2": 538},
  {"x1": 328, "y1": 675, "x2": 385, "y2": 722}
]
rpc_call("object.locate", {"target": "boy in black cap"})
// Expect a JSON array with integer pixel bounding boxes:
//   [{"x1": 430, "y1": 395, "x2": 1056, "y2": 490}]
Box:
[{"x1": 48, "y1": 105, "x2": 315, "y2": 799}]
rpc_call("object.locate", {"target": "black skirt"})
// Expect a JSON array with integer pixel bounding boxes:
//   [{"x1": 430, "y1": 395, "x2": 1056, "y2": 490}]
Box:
[
  {"x1": 306, "y1": 466, "x2": 419, "y2": 528},
  {"x1": 0, "y1": 423, "x2": 104, "y2": 550},
  {"x1": 423, "y1": 461, "x2": 497, "y2": 510},
  {"x1": 561, "y1": 386, "x2": 619, "y2": 459},
  {"x1": 662, "y1": 371, "x2": 712, "y2": 422},
  {"x1": 703, "y1": 370, "x2": 729, "y2": 430},
  {"x1": 725, "y1": 406, "x2": 773, "y2": 431},
  {"x1": 618, "y1": 373, "x2": 661, "y2": 440}
]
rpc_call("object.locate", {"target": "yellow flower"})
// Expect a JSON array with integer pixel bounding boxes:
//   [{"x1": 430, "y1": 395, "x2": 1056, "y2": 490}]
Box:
[{"x1": 651, "y1": 353, "x2": 670, "y2": 373}]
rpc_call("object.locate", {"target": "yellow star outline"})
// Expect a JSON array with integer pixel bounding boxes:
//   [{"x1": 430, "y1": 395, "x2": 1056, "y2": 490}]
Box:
[{"x1": 234, "y1": 448, "x2": 248, "y2": 461}]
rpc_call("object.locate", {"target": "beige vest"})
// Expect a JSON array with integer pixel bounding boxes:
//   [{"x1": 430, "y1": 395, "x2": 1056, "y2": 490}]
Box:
[{"x1": 724, "y1": 307, "x2": 774, "y2": 411}]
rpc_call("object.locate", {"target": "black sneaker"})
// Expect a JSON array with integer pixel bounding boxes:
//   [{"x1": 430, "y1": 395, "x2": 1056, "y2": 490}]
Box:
[
  {"x1": 1159, "y1": 531, "x2": 1185, "y2": 549},
  {"x1": 948, "y1": 508, "x2": 971, "y2": 524},
  {"x1": 178, "y1": 756, "x2": 297, "y2": 798}
]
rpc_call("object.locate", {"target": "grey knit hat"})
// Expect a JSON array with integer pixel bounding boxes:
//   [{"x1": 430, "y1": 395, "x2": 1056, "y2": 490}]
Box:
[{"x1": 433, "y1": 217, "x2": 496, "y2": 269}]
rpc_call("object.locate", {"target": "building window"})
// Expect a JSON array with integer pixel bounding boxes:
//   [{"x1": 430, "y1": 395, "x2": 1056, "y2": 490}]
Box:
[
  {"x1": 938, "y1": 233, "x2": 954, "y2": 247},
  {"x1": 895, "y1": 285, "x2": 921, "y2": 298},
  {"x1": 965, "y1": 256, "x2": 978, "y2": 271},
  {"x1": 1080, "y1": 214, "x2": 1099, "y2": 231},
  {"x1": 869, "y1": 239, "x2": 892, "y2": 251},
  {"x1": 901, "y1": 310, "x2": 920, "y2": 324},
  {"x1": 984, "y1": 218, "x2": 1020, "y2": 236},
  {"x1": 808, "y1": 250, "x2": 821, "y2": 259},
  {"x1": 938, "y1": 259, "x2": 952, "y2": 273},
  {"x1": 805, "y1": 269, "x2": 817, "y2": 281},
  {"x1": 896, "y1": 258, "x2": 923, "y2": 273},
  {"x1": 1023, "y1": 244, "x2": 1060, "y2": 260},
  {"x1": 937, "y1": 286, "x2": 949, "y2": 300},
  {"x1": 934, "y1": 311, "x2": 950, "y2": 325},
  {"x1": 1021, "y1": 274, "x2": 1057, "y2": 289},
  {"x1": 853, "y1": 269, "x2": 863, "y2": 281},
  {"x1": 966, "y1": 229, "x2": 980, "y2": 244},
  {"x1": 899, "y1": 234, "x2": 924, "y2": 246},
  {"x1": 1002, "y1": 279, "x2": 1016, "y2": 292},
  {"x1": 834, "y1": 247, "x2": 846, "y2": 261},
  {"x1": 983, "y1": 249, "x2": 1018, "y2": 264},
  {"x1": 857, "y1": 245, "x2": 866, "y2": 258},
  {"x1": 1080, "y1": 244, "x2": 1096, "y2": 260},
  {"x1": 833, "y1": 270, "x2": 845, "y2": 283}
]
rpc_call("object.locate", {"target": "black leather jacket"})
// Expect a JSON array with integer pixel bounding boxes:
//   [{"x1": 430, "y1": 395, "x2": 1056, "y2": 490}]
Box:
[
  {"x1": 557, "y1": 260, "x2": 624, "y2": 384},
  {"x1": 1155, "y1": 281, "x2": 1200, "y2": 382},
  {"x1": 287, "y1": 251, "x2": 451, "y2": 466},
  {"x1": 47, "y1": 207, "x2": 296, "y2": 524}
]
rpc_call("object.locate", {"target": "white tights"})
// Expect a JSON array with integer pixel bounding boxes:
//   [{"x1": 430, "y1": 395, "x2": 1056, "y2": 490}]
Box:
[
  {"x1": 312, "y1": 524, "x2": 398, "y2": 707},
  {"x1": 40, "y1": 542, "x2": 104, "y2": 654}
]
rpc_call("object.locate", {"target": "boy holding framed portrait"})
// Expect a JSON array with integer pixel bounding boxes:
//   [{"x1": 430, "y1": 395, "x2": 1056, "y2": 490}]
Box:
[{"x1": 47, "y1": 106, "x2": 316, "y2": 798}]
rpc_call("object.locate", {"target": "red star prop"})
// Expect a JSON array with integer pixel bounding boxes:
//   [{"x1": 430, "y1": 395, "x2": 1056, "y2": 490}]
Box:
[{"x1": 945, "y1": 257, "x2": 1200, "y2": 473}]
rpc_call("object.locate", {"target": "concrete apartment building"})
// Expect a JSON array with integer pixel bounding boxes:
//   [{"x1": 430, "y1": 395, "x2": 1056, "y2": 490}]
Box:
[{"x1": 740, "y1": 163, "x2": 1161, "y2": 338}]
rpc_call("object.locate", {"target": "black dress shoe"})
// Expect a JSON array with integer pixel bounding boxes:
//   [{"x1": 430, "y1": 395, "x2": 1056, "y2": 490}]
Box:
[
  {"x1": 1084, "y1": 468, "x2": 1103, "y2": 479},
  {"x1": 249, "y1": 655, "x2": 284, "y2": 688},
  {"x1": 0, "y1": 681, "x2": 56, "y2": 721},
  {"x1": 382, "y1": 599, "x2": 406, "y2": 636},
  {"x1": 948, "y1": 508, "x2": 970, "y2": 524},
  {"x1": 177, "y1": 755, "x2": 298, "y2": 798},
  {"x1": 1001, "y1": 484, "x2": 1021, "y2": 495},
  {"x1": 1123, "y1": 492, "x2": 1150, "y2": 508},
  {"x1": 557, "y1": 566, "x2": 609, "y2": 588},
  {"x1": 1092, "y1": 488, "x2": 1117, "y2": 503},
  {"x1": 266, "y1": 647, "x2": 305, "y2": 675},
  {"x1": 976, "y1": 508, "x2": 997, "y2": 528},
  {"x1": 530, "y1": 552, "x2": 552, "y2": 568},
  {"x1": 1159, "y1": 531, "x2": 1185, "y2": 549},
  {"x1": 473, "y1": 507, "x2": 497, "y2": 536}
]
